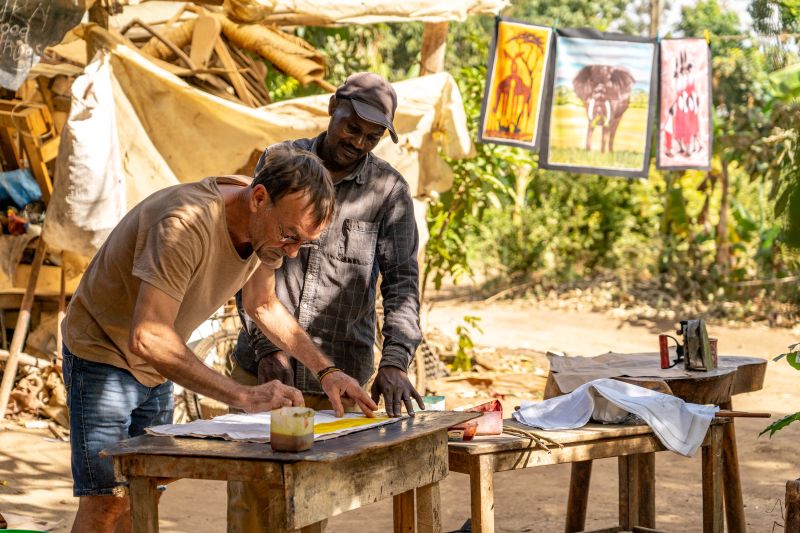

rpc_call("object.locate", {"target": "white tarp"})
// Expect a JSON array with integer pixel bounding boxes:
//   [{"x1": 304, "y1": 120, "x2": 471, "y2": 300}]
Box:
[{"x1": 43, "y1": 51, "x2": 179, "y2": 256}]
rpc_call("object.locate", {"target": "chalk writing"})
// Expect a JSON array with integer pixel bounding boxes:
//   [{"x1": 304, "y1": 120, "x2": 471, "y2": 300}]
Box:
[{"x1": 0, "y1": 0, "x2": 85, "y2": 90}]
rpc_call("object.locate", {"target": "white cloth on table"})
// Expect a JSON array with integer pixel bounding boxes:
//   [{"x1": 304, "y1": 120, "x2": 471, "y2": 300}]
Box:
[{"x1": 512, "y1": 378, "x2": 718, "y2": 456}]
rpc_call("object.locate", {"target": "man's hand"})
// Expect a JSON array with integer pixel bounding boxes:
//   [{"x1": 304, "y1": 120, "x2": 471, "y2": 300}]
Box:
[
  {"x1": 239, "y1": 380, "x2": 304, "y2": 413},
  {"x1": 370, "y1": 366, "x2": 425, "y2": 417},
  {"x1": 319, "y1": 371, "x2": 378, "y2": 418},
  {"x1": 257, "y1": 351, "x2": 295, "y2": 386}
]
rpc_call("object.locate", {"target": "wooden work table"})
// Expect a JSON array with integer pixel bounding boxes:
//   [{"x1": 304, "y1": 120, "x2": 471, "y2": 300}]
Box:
[
  {"x1": 103, "y1": 411, "x2": 477, "y2": 533},
  {"x1": 449, "y1": 419, "x2": 730, "y2": 533}
]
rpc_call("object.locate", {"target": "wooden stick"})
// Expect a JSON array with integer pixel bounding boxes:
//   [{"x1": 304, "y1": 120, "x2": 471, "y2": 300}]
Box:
[
  {"x1": 0, "y1": 237, "x2": 47, "y2": 420},
  {"x1": 57, "y1": 251, "x2": 65, "y2": 361},
  {"x1": 715, "y1": 410, "x2": 771, "y2": 418}
]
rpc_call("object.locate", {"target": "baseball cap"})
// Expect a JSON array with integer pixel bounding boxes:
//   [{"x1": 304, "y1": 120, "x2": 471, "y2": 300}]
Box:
[{"x1": 335, "y1": 72, "x2": 398, "y2": 143}]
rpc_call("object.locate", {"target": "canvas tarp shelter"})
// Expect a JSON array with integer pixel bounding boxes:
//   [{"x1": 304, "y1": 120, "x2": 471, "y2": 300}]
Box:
[
  {"x1": 43, "y1": 32, "x2": 473, "y2": 256},
  {"x1": 150, "y1": 0, "x2": 509, "y2": 25}
]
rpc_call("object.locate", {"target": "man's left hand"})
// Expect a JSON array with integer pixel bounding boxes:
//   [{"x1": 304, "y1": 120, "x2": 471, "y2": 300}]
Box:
[{"x1": 370, "y1": 366, "x2": 425, "y2": 417}]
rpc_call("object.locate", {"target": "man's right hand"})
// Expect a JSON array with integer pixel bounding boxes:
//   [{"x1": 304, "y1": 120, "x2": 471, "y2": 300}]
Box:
[
  {"x1": 257, "y1": 350, "x2": 295, "y2": 386},
  {"x1": 319, "y1": 371, "x2": 378, "y2": 418},
  {"x1": 239, "y1": 380, "x2": 304, "y2": 413}
]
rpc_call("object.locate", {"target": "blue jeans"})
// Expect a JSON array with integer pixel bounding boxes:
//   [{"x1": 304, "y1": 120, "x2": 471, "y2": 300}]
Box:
[{"x1": 62, "y1": 345, "x2": 173, "y2": 496}]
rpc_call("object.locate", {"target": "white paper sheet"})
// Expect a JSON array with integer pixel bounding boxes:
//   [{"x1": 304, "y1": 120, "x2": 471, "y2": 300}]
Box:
[
  {"x1": 512, "y1": 378, "x2": 718, "y2": 457},
  {"x1": 147, "y1": 410, "x2": 400, "y2": 443}
]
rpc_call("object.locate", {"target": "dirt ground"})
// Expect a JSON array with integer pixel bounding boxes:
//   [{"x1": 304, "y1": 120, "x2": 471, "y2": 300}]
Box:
[{"x1": 1, "y1": 301, "x2": 798, "y2": 532}]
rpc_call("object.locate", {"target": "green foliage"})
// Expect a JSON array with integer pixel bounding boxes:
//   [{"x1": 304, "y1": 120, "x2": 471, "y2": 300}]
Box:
[
  {"x1": 452, "y1": 316, "x2": 483, "y2": 372},
  {"x1": 760, "y1": 412, "x2": 800, "y2": 438},
  {"x1": 760, "y1": 343, "x2": 800, "y2": 438}
]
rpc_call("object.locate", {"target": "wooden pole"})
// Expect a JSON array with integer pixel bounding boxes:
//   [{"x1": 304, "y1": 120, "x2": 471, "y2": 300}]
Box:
[
  {"x1": 0, "y1": 237, "x2": 47, "y2": 421},
  {"x1": 57, "y1": 251, "x2": 66, "y2": 361},
  {"x1": 787, "y1": 479, "x2": 800, "y2": 532},
  {"x1": 649, "y1": 0, "x2": 660, "y2": 38},
  {"x1": 420, "y1": 22, "x2": 448, "y2": 76},
  {"x1": 87, "y1": 0, "x2": 110, "y2": 62}
]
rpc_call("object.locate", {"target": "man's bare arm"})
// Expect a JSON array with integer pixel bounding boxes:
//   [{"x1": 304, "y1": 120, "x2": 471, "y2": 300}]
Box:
[{"x1": 129, "y1": 281, "x2": 303, "y2": 412}]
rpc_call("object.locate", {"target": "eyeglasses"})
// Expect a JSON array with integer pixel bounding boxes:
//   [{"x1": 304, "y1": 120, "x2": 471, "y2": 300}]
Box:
[{"x1": 278, "y1": 223, "x2": 318, "y2": 248}]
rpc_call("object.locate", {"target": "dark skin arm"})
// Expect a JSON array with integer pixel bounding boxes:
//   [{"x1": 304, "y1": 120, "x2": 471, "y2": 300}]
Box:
[{"x1": 258, "y1": 351, "x2": 294, "y2": 386}]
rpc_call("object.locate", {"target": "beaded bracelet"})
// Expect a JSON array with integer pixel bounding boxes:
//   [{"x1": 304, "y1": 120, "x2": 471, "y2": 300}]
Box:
[{"x1": 317, "y1": 366, "x2": 342, "y2": 382}]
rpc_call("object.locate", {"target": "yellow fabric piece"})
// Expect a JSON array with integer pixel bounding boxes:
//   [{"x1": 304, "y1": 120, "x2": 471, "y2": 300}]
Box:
[{"x1": 314, "y1": 416, "x2": 391, "y2": 434}]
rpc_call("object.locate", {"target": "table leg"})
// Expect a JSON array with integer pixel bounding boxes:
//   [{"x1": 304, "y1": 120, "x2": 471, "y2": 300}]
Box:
[
  {"x1": 619, "y1": 455, "x2": 641, "y2": 530},
  {"x1": 565, "y1": 460, "x2": 592, "y2": 533},
  {"x1": 719, "y1": 400, "x2": 746, "y2": 533},
  {"x1": 702, "y1": 424, "x2": 723, "y2": 533},
  {"x1": 416, "y1": 482, "x2": 442, "y2": 533},
  {"x1": 638, "y1": 453, "x2": 656, "y2": 528},
  {"x1": 393, "y1": 490, "x2": 416, "y2": 532},
  {"x1": 468, "y1": 455, "x2": 495, "y2": 533},
  {"x1": 128, "y1": 477, "x2": 159, "y2": 533}
]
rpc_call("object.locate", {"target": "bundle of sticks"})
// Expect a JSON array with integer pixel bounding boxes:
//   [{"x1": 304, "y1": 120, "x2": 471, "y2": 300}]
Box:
[{"x1": 119, "y1": 4, "x2": 333, "y2": 108}]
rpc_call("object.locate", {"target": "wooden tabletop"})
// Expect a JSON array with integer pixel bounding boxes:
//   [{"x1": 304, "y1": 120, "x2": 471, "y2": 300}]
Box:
[
  {"x1": 545, "y1": 353, "x2": 766, "y2": 404},
  {"x1": 103, "y1": 411, "x2": 478, "y2": 463}
]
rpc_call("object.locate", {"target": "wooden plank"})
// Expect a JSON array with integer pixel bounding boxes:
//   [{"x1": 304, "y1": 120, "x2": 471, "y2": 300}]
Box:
[
  {"x1": 214, "y1": 39, "x2": 255, "y2": 107},
  {"x1": 104, "y1": 411, "x2": 477, "y2": 463},
  {"x1": 718, "y1": 400, "x2": 746, "y2": 533},
  {"x1": 490, "y1": 433, "x2": 665, "y2": 472},
  {"x1": 286, "y1": 432, "x2": 447, "y2": 528},
  {"x1": 701, "y1": 425, "x2": 723, "y2": 533},
  {"x1": 469, "y1": 455, "x2": 495, "y2": 533},
  {"x1": 449, "y1": 422, "x2": 655, "y2": 455},
  {"x1": 786, "y1": 479, "x2": 800, "y2": 533},
  {"x1": 637, "y1": 453, "x2": 656, "y2": 528},
  {"x1": 565, "y1": 460, "x2": 592, "y2": 533},
  {"x1": 416, "y1": 482, "x2": 441, "y2": 533},
  {"x1": 300, "y1": 523, "x2": 325, "y2": 533},
  {"x1": 393, "y1": 490, "x2": 415, "y2": 533},
  {"x1": 128, "y1": 476, "x2": 159, "y2": 533},
  {"x1": 117, "y1": 454, "x2": 283, "y2": 482},
  {"x1": 618, "y1": 455, "x2": 639, "y2": 530},
  {"x1": 0, "y1": 126, "x2": 20, "y2": 169},
  {"x1": 190, "y1": 15, "x2": 221, "y2": 68}
]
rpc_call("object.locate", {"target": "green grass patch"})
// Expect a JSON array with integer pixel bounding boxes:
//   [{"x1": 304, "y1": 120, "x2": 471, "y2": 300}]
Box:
[{"x1": 547, "y1": 146, "x2": 644, "y2": 170}]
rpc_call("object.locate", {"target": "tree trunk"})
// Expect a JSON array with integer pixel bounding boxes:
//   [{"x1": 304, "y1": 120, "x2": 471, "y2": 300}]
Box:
[{"x1": 715, "y1": 161, "x2": 730, "y2": 270}]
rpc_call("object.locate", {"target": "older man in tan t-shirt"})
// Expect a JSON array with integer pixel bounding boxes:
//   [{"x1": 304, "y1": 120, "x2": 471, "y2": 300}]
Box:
[{"x1": 62, "y1": 146, "x2": 378, "y2": 533}]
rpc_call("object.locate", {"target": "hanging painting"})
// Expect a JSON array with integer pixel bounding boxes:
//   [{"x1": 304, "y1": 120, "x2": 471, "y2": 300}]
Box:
[
  {"x1": 657, "y1": 38, "x2": 713, "y2": 170},
  {"x1": 478, "y1": 18, "x2": 553, "y2": 150},
  {"x1": 539, "y1": 29, "x2": 658, "y2": 178}
]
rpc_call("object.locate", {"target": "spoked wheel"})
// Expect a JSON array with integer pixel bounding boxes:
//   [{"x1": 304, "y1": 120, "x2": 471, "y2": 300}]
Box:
[{"x1": 173, "y1": 328, "x2": 239, "y2": 423}]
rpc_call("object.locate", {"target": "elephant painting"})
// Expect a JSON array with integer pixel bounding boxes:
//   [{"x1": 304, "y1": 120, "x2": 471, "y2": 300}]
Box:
[{"x1": 572, "y1": 65, "x2": 635, "y2": 153}]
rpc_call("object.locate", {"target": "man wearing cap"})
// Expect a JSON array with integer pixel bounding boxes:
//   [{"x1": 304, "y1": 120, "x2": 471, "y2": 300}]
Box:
[{"x1": 227, "y1": 72, "x2": 423, "y2": 530}]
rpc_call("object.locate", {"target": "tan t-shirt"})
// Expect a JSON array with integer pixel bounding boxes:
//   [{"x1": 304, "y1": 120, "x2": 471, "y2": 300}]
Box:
[{"x1": 63, "y1": 175, "x2": 281, "y2": 387}]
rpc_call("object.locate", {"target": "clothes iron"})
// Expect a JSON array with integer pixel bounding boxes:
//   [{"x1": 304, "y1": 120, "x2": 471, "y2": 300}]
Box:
[{"x1": 659, "y1": 319, "x2": 717, "y2": 371}]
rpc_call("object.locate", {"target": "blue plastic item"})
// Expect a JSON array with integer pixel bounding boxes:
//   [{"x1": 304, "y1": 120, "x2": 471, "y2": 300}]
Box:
[{"x1": 0, "y1": 168, "x2": 42, "y2": 209}]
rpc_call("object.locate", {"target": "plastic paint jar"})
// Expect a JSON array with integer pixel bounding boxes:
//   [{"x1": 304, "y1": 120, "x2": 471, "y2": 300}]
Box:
[{"x1": 270, "y1": 406, "x2": 315, "y2": 452}]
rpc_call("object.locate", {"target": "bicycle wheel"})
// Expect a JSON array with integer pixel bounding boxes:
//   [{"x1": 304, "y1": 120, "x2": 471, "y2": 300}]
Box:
[{"x1": 173, "y1": 328, "x2": 240, "y2": 423}]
